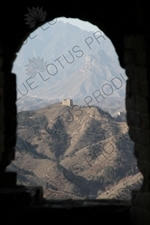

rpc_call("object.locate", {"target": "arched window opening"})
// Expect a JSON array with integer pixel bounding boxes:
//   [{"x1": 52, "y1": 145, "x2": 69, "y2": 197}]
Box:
[{"x1": 6, "y1": 17, "x2": 143, "y2": 200}]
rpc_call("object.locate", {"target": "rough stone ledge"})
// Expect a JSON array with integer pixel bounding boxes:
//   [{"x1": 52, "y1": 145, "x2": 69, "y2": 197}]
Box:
[
  {"x1": 1, "y1": 187, "x2": 132, "y2": 225},
  {"x1": 130, "y1": 206, "x2": 150, "y2": 225},
  {"x1": 137, "y1": 160, "x2": 150, "y2": 175},
  {"x1": 131, "y1": 192, "x2": 150, "y2": 210},
  {"x1": 129, "y1": 128, "x2": 150, "y2": 145},
  {"x1": 134, "y1": 144, "x2": 150, "y2": 161}
]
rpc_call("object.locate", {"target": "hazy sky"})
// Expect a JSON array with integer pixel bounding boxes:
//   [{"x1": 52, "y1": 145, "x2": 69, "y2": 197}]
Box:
[
  {"x1": 21, "y1": 17, "x2": 105, "y2": 47},
  {"x1": 57, "y1": 17, "x2": 100, "y2": 32}
]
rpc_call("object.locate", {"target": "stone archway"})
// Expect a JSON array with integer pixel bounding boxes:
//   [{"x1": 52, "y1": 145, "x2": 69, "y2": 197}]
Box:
[{"x1": 0, "y1": 1, "x2": 150, "y2": 224}]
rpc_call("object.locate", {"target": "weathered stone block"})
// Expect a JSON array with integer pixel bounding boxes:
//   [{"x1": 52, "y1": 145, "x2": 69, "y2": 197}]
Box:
[
  {"x1": 0, "y1": 57, "x2": 3, "y2": 70},
  {"x1": 127, "y1": 112, "x2": 150, "y2": 130},
  {"x1": 131, "y1": 79, "x2": 141, "y2": 95},
  {"x1": 127, "y1": 112, "x2": 142, "y2": 127},
  {"x1": 124, "y1": 35, "x2": 146, "y2": 50},
  {"x1": 141, "y1": 180, "x2": 150, "y2": 193},
  {"x1": 136, "y1": 97, "x2": 149, "y2": 113},
  {"x1": 124, "y1": 49, "x2": 135, "y2": 64},
  {"x1": 129, "y1": 96, "x2": 150, "y2": 113},
  {"x1": 0, "y1": 133, "x2": 4, "y2": 145},
  {"x1": 126, "y1": 97, "x2": 136, "y2": 111},
  {"x1": 124, "y1": 35, "x2": 134, "y2": 49},
  {"x1": 125, "y1": 64, "x2": 135, "y2": 79},
  {"x1": 141, "y1": 81, "x2": 149, "y2": 97},
  {"x1": 0, "y1": 116, "x2": 4, "y2": 130},
  {"x1": 130, "y1": 205, "x2": 150, "y2": 225},
  {"x1": 0, "y1": 105, "x2": 4, "y2": 117},
  {"x1": 0, "y1": 132, "x2": 4, "y2": 162},
  {"x1": 0, "y1": 88, "x2": 4, "y2": 116},
  {"x1": 137, "y1": 160, "x2": 150, "y2": 178},
  {"x1": 135, "y1": 49, "x2": 147, "y2": 66},
  {"x1": 141, "y1": 114, "x2": 150, "y2": 130},
  {"x1": 134, "y1": 67, "x2": 147, "y2": 81},
  {"x1": 0, "y1": 71, "x2": 4, "y2": 86},
  {"x1": 134, "y1": 143, "x2": 150, "y2": 162},
  {"x1": 132, "y1": 192, "x2": 150, "y2": 210},
  {"x1": 126, "y1": 79, "x2": 132, "y2": 97},
  {"x1": 135, "y1": 35, "x2": 146, "y2": 49},
  {"x1": 129, "y1": 128, "x2": 150, "y2": 145}
]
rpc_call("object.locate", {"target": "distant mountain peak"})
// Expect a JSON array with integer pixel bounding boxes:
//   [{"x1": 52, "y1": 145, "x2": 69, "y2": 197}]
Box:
[{"x1": 14, "y1": 20, "x2": 126, "y2": 113}]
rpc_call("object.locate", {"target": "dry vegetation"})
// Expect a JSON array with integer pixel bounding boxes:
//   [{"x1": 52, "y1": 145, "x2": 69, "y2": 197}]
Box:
[{"x1": 7, "y1": 103, "x2": 142, "y2": 200}]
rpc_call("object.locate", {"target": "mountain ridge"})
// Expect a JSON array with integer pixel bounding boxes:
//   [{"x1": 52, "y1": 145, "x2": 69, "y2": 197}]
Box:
[
  {"x1": 7, "y1": 103, "x2": 141, "y2": 200},
  {"x1": 13, "y1": 21, "x2": 126, "y2": 113}
]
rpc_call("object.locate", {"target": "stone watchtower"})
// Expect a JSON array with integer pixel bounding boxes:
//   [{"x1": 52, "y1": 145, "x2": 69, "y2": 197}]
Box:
[
  {"x1": 62, "y1": 99, "x2": 73, "y2": 106},
  {"x1": 116, "y1": 111, "x2": 126, "y2": 122}
]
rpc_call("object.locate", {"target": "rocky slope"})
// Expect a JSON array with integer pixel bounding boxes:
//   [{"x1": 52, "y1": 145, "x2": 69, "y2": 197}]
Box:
[{"x1": 6, "y1": 103, "x2": 142, "y2": 200}]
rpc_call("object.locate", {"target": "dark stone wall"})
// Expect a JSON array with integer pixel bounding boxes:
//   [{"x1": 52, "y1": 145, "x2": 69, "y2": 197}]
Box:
[
  {"x1": 0, "y1": 1, "x2": 150, "y2": 224},
  {"x1": 124, "y1": 34, "x2": 150, "y2": 225}
]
